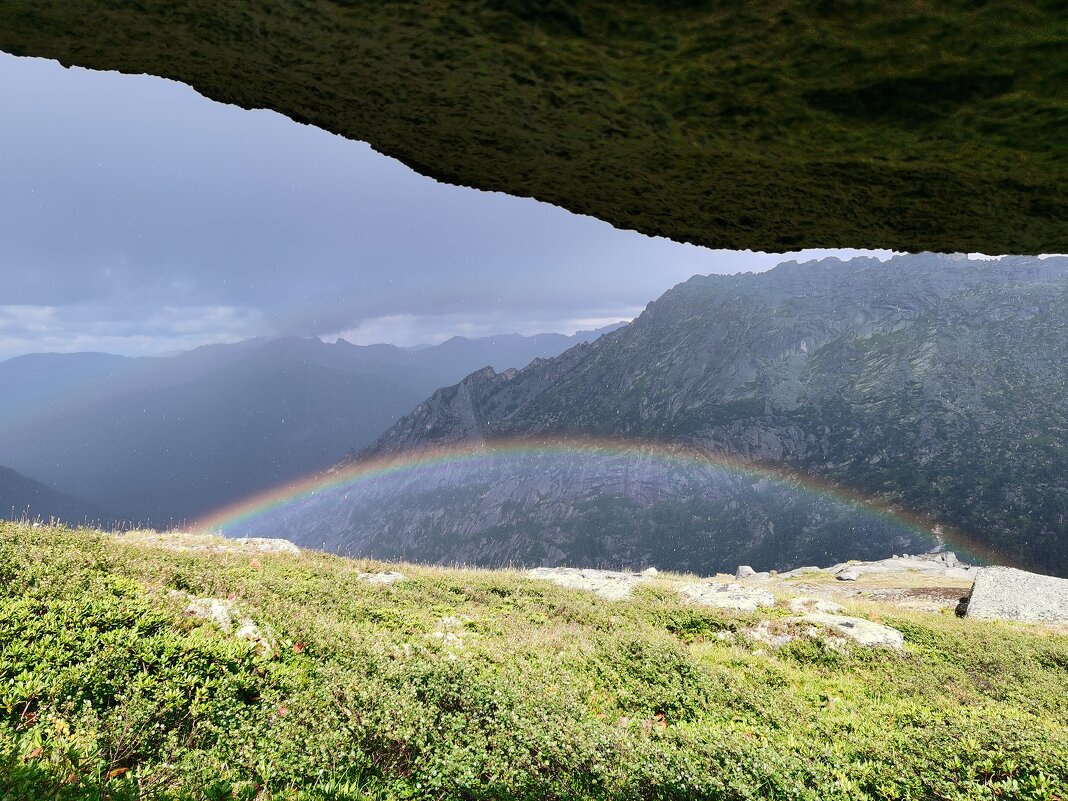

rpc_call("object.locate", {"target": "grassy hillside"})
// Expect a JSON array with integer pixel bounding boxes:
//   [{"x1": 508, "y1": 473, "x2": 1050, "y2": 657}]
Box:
[
  {"x1": 2, "y1": 523, "x2": 1067, "y2": 800},
  {"x1": 1, "y1": 1, "x2": 1066, "y2": 252}
]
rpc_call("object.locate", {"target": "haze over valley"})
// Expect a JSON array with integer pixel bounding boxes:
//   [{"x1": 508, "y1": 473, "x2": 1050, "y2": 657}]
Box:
[{"x1": 0, "y1": 324, "x2": 622, "y2": 525}]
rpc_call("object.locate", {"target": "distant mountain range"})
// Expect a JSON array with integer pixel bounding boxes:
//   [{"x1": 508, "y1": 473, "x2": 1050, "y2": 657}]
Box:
[
  {"x1": 0, "y1": 465, "x2": 107, "y2": 526},
  {"x1": 232, "y1": 254, "x2": 1068, "y2": 576},
  {"x1": 0, "y1": 324, "x2": 623, "y2": 525}
]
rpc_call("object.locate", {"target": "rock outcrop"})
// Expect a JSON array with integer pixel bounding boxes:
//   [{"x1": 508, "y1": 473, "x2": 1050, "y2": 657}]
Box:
[
  {"x1": 962, "y1": 567, "x2": 1068, "y2": 625},
  {"x1": 2, "y1": 3, "x2": 1065, "y2": 253},
  {"x1": 527, "y1": 567, "x2": 648, "y2": 601},
  {"x1": 829, "y1": 553, "x2": 977, "y2": 583},
  {"x1": 357, "y1": 571, "x2": 407, "y2": 585},
  {"x1": 679, "y1": 582, "x2": 776, "y2": 612},
  {"x1": 118, "y1": 531, "x2": 301, "y2": 557},
  {"x1": 797, "y1": 614, "x2": 905, "y2": 650}
]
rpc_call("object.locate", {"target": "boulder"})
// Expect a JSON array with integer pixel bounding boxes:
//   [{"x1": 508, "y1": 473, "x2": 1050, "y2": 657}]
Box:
[
  {"x1": 735, "y1": 565, "x2": 756, "y2": 579},
  {"x1": 798, "y1": 613, "x2": 904, "y2": 649},
  {"x1": 357, "y1": 571, "x2": 407, "y2": 585},
  {"x1": 962, "y1": 567, "x2": 1068, "y2": 624},
  {"x1": 680, "y1": 581, "x2": 776, "y2": 612}
]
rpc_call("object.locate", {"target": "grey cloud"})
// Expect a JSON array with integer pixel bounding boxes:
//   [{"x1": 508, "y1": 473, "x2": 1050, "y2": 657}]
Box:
[{"x1": 0, "y1": 52, "x2": 894, "y2": 358}]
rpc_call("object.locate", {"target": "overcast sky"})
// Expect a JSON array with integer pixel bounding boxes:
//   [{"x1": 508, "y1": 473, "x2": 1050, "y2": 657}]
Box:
[{"x1": 0, "y1": 52, "x2": 895, "y2": 360}]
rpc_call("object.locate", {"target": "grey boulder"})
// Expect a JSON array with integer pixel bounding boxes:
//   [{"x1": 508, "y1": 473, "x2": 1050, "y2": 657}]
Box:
[{"x1": 962, "y1": 567, "x2": 1068, "y2": 625}]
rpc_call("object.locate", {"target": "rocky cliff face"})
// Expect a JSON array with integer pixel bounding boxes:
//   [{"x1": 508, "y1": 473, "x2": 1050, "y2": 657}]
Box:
[{"x1": 239, "y1": 254, "x2": 1068, "y2": 575}]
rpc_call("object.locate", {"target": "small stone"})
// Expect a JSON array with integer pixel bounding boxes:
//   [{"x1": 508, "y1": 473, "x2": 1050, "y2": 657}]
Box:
[
  {"x1": 735, "y1": 565, "x2": 757, "y2": 579},
  {"x1": 184, "y1": 597, "x2": 235, "y2": 632},
  {"x1": 183, "y1": 596, "x2": 274, "y2": 655},
  {"x1": 235, "y1": 619, "x2": 276, "y2": 655},
  {"x1": 788, "y1": 597, "x2": 844, "y2": 614},
  {"x1": 641, "y1": 567, "x2": 659, "y2": 576},
  {"x1": 836, "y1": 569, "x2": 861, "y2": 581}
]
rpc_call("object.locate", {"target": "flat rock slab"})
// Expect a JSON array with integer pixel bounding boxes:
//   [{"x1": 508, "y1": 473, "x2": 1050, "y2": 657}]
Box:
[
  {"x1": 680, "y1": 581, "x2": 776, "y2": 612},
  {"x1": 788, "y1": 597, "x2": 844, "y2": 615},
  {"x1": 963, "y1": 567, "x2": 1068, "y2": 624},
  {"x1": 231, "y1": 537, "x2": 302, "y2": 556},
  {"x1": 357, "y1": 571, "x2": 407, "y2": 585},
  {"x1": 830, "y1": 554, "x2": 977, "y2": 582},
  {"x1": 798, "y1": 613, "x2": 904, "y2": 649},
  {"x1": 116, "y1": 531, "x2": 301, "y2": 557},
  {"x1": 527, "y1": 567, "x2": 646, "y2": 600}
]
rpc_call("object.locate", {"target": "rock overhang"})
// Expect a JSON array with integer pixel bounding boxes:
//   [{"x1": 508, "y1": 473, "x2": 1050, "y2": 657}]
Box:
[{"x1": 0, "y1": 1, "x2": 1065, "y2": 255}]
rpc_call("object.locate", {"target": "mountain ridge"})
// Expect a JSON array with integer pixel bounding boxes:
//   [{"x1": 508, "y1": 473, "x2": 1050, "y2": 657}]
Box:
[
  {"x1": 0, "y1": 324, "x2": 623, "y2": 525},
  {"x1": 252, "y1": 254, "x2": 1068, "y2": 575},
  {"x1": 0, "y1": 464, "x2": 111, "y2": 526}
]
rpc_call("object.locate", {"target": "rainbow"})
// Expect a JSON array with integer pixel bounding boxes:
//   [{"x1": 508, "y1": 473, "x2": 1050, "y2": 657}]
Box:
[{"x1": 193, "y1": 436, "x2": 1000, "y2": 564}]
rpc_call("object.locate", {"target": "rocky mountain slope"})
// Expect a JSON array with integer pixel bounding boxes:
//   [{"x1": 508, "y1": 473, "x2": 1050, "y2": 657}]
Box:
[
  {"x1": 0, "y1": 326, "x2": 620, "y2": 526},
  {"x1": 236, "y1": 254, "x2": 1068, "y2": 576}
]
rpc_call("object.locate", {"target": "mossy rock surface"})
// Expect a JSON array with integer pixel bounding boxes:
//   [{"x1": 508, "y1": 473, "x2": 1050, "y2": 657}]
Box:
[{"x1": 1, "y1": 1, "x2": 1066, "y2": 252}]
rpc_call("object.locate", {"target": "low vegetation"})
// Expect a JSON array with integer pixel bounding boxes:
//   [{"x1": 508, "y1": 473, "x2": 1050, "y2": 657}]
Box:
[{"x1": 2, "y1": 523, "x2": 1067, "y2": 800}]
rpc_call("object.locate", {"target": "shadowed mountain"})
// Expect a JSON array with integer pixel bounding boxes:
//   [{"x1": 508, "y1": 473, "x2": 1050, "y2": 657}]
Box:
[
  {"x1": 0, "y1": 325, "x2": 622, "y2": 525},
  {"x1": 0, "y1": 465, "x2": 110, "y2": 526},
  {"x1": 237, "y1": 254, "x2": 1068, "y2": 575},
  {"x1": 1, "y1": 3, "x2": 1065, "y2": 252}
]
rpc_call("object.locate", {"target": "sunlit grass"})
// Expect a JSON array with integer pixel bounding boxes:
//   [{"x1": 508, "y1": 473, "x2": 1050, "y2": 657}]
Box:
[{"x1": 1, "y1": 522, "x2": 1066, "y2": 799}]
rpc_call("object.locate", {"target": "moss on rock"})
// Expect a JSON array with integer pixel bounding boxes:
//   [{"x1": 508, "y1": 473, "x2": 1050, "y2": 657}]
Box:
[{"x1": 1, "y1": 1, "x2": 1066, "y2": 252}]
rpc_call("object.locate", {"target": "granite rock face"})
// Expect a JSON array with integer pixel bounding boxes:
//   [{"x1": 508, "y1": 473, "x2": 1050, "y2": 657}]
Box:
[
  {"x1": 962, "y1": 567, "x2": 1068, "y2": 625},
  {"x1": 2, "y1": 2, "x2": 1065, "y2": 253}
]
